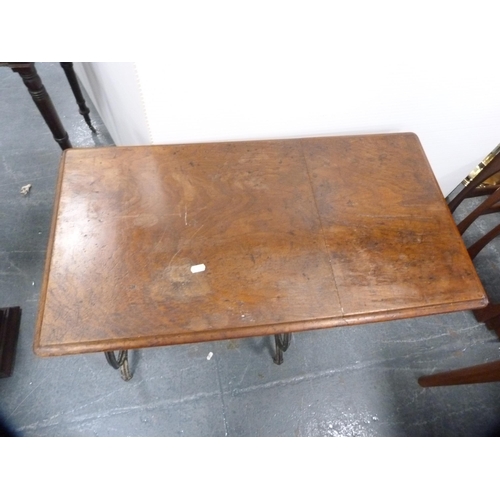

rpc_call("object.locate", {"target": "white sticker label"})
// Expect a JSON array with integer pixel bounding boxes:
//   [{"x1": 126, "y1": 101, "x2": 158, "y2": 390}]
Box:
[{"x1": 190, "y1": 264, "x2": 206, "y2": 273}]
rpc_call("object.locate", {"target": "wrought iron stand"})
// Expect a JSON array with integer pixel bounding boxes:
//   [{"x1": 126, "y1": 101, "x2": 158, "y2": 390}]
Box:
[
  {"x1": 105, "y1": 351, "x2": 132, "y2": 381},
  {"x1": 104, "y1": 334, "x2": 293, "y2": 380},
  {"x1": 273, "y1": 333, "x2": 292, "y2": 365}
]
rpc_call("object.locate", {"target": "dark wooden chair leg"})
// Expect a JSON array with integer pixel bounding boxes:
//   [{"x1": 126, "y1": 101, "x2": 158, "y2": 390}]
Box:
[
  {"x1": 457, "y1": 186, "x2": 500, "y2": 234},
  {"x1": 11, "y1": 63, "x2": 71, "y2": 150},
  {"x1": 418, "y1": 359, "x2": 500, "y2": 387},
  {"x1": 60, "y1": 62, "x2": 96, "y2": 133},
  {"x1": 467, "y1": 222, "x2": 500, "y2": 260},
  {"x1": 0, "y1": 307, "x2": 22, "y2": 378},
  {"x1": 434, "y1": 146, "x2": 500, "y2": 388}
]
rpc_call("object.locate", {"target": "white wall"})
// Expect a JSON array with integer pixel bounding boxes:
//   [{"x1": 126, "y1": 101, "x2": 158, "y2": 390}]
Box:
[
  {"x1": 74, "y1": 2, "x2": 500, "y2": 196},
  {"x1": 73, "y1": 62, "x2": 151, "y2": 146}
]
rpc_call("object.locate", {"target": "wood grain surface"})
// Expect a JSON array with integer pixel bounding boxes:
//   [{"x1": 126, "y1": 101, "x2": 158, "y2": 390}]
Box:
[{"x1": 34, "y1": 134, "x2": 487, "y2": 356}]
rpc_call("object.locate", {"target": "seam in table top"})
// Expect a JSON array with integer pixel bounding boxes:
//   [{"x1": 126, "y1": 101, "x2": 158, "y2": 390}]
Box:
[{"x1": 299, "y1": 139, "x2": 347, "y2": 322}]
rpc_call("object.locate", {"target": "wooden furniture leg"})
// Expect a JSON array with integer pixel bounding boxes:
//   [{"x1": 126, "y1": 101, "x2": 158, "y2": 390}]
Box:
[
  {"x1": 457, "y1": 187, "x2": 500, "y2": 234},
  {"x1": 60, "y1": 63, "x2": 96, "y2": 133},
  {"x1": 418, "y1": 359, "x2": 500, "y2": 387},
  {"x1": 10, "y1": 63, "x2": 72, "y2": 150},
  {"x1": 0, "y1": 307, "x2": 22, "y2": 378},
  {"x1": 467, "y1": 222, "x2": 500, "y2": 261}
]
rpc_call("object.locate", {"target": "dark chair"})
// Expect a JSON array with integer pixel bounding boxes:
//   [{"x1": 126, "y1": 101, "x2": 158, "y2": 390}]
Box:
[{"x1": 419, "y1": 145, "x2": 500, "y2": 386}]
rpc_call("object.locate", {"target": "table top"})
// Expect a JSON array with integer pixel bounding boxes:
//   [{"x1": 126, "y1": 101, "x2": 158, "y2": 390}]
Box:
[{"x1": 34, "y1": 133, "x2": 487, "y2": 356}]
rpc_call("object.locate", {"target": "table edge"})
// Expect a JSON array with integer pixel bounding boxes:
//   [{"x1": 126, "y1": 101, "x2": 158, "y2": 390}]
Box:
[
  {"x1": 33, "y1": 150, "x2": 68, "y2": 354},
  {"x1": 34, "y1": 134, "x2": 488, "y2": 357},
  {"x1": 33, "y1": 296, "x2": 487, "y2": 357}
]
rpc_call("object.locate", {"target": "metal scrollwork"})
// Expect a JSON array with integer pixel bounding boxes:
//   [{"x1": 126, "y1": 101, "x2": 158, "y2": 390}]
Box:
[
  {"x1": 273, "y1": 334, "x2": 291, "y2": 365},
  {"x1": 105, "y1": 350, "x2": 132, "y2": 381}
]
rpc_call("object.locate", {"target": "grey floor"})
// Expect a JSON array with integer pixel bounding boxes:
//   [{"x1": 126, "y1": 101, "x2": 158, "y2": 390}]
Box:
[{"x1": 1, "y1": 62, "x2": 500, "y2": 437}]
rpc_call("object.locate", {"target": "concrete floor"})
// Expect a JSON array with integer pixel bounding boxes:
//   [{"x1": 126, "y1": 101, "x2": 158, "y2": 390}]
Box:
[{"x1": 1, "y1": 62, "x2": 500, "y2": 437}]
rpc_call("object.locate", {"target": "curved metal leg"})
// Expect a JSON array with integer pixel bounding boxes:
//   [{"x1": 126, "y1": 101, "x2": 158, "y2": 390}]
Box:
[
  {"x1": 105, "y1": 350, "x2": 132, "y2": 381},
  {"x1": 273, "y1": 334, "x2": 292, "y2": 365}
]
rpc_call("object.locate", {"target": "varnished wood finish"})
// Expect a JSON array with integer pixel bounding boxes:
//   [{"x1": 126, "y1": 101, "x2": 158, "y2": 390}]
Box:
[
  {"x1": 302, "y1": 135, "x2": 485, "y2": 323},
  {"x1": 34, "y1": 134, "x2": 487, "y2": 356}
]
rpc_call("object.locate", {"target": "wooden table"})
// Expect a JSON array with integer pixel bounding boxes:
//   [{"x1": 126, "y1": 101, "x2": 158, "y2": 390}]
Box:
[{"x1": 34, "y1": 133, "x2": 487, "y2": 380}]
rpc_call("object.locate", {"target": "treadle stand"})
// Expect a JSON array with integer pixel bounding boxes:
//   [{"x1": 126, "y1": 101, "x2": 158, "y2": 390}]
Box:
[{"x1": 105, "y1": 350, "x2": 132, "y2": 381}]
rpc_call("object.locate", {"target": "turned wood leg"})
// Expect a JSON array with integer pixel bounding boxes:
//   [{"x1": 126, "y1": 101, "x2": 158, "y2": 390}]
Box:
[
  {"x1": 11, "y1": 63, "x2": 71, "y2": 150},
  {"x1": 418, "y1": 359, "x2": 500, "y2": 387},
  {"x1": 60, "y1": 62, "x2": 96, "y2": 133}
]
